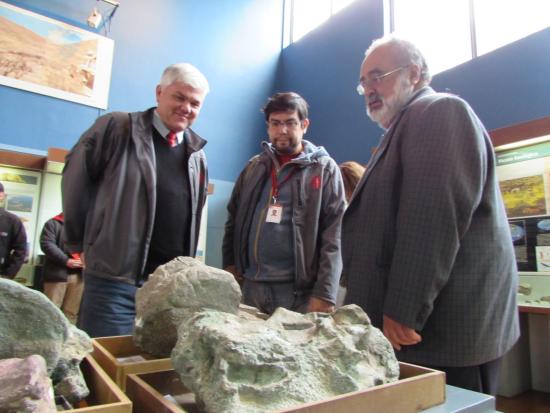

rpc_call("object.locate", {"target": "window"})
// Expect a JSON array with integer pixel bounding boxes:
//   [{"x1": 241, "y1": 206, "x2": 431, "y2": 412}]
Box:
[
  {"x1": 474, "y1": 0, "x2": 550, "y2": 56},
  {"x1": 389, "y1": 0, "x2": 550, "y2": 74},
  {"x1": 284, "y1": 0, "x2": 357, "y2": 46}
]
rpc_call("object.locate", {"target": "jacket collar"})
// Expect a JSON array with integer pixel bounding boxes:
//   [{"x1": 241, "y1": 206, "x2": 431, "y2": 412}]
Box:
[{"x1": 134, "y1": 108, "x2": 207, "y2": 153}]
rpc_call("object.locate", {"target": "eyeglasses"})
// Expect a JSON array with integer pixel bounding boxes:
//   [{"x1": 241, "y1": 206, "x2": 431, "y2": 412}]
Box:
[
  {"x1": 268, "y1": 119, "x2": 301, "y2": 129},
  {"x1": 356, "y1": 66, "x2": 408, "y2": 95}
]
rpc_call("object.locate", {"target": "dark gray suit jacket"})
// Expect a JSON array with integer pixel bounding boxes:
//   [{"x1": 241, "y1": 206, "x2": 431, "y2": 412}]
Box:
[{"x1": 342, "y1": 87, "x2": 520, "y2": 367}]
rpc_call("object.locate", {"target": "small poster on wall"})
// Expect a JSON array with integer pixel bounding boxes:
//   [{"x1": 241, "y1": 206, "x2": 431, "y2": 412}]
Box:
[{"x1": 0, "y1": 1, "x2": 114, "y2": 109}]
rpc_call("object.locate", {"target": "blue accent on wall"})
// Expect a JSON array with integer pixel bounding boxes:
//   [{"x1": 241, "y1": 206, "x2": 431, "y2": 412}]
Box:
[{"x1": 1, "y1": 0, "x2": 284, "y2": 181}]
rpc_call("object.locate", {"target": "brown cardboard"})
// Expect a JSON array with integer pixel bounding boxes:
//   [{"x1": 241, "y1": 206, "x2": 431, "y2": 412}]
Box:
[
  {"x1": 66, "y1": 355, "x2": 132, "y2": 413},
  {"x1": 91, "y1": 335, "x2": 172, "y2": 391},
  {"x1": 126, "y1": 362, "x2": 445, "y2": 413}
]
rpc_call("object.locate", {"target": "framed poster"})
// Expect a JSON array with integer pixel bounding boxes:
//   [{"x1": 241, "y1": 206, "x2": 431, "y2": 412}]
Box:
[{"x1": 0, "y1": 1, "x2": 114, "y2": 109}]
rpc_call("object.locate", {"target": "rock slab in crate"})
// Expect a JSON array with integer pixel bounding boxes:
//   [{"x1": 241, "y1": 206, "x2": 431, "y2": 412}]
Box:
[
  {"x1": 0, "y1": 354, "x2": 56, "y2": 413},
  {"x1": 171, "y1": 304, "x2": 400, "y2": 413},
  {"x1": 134, "y1": 256, "x2": 242, "y2": 357},
  {"x1": 0, "y1": 278, "x2": 92, "y2": 403}
]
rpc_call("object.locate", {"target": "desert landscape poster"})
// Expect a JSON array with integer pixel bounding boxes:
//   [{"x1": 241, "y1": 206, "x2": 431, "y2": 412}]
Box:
[{"x1": 0, "y1": 1, "x2": 114, "y2": 109}]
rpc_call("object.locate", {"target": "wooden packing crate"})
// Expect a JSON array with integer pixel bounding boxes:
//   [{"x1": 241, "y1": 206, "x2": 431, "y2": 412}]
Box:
[
  {"x1": 91, "y1": 335, "x2": 172, "y2": 391},
  {"x1": 66, "y1": 355, "x2": 132, "y2": 413},
  {"x1": 125, "y1": 362, "x2": 446, "y2": 413}
]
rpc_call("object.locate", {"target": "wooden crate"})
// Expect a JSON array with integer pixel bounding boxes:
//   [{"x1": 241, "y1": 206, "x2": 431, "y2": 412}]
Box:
[
  {"x1": 91, "y1": 335, "x2": 172, "y2": 391},
  {"x1": 66, "y1": 355, "x2": 132, "y2": 413},
  {"x1": 126, "y1": 362, "x2": 445, "y2": 413}
]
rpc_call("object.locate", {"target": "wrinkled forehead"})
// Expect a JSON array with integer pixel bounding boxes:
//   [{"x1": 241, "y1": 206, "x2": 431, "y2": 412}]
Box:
[{"x1": 360, "y1": 44, "x2": 402, "y2": 77}]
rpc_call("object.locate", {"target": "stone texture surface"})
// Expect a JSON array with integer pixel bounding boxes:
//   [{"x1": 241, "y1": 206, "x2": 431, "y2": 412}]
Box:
[
  {"x1": 171, "y1": 304, "x2": 400, "y2": 413},
  {"x1": 0, "y1": 278, "x2": 92, "y2": 404},
  {"x1": 52, "y1": 325, "x2": 92, "y2": 403},
  {"x1": 0, "y1": 278, "x2": 69, "y2": 373},
  {"x1": 0, "y1": 355, "x2": 56, "y2": 413},
  {"x1": 134, "y1": 256, "x2": 242, "y2": 357}
]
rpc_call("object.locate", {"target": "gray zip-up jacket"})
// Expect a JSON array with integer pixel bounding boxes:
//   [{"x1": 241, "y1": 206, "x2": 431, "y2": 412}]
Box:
[
  {"x1": 222, "y1": 140, "x2": 345, "y2": 304},
  {"x1": 62, "y1": 108, "x2": 208, "y2": 285}
]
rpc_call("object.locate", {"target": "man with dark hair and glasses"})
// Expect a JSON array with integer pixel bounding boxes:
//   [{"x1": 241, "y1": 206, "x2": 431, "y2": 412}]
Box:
[
  {"x1": 341, "y1": 35, "x2": 519, "y2": 395},
  {"x1": 223, "y1": 92, "x2": 346, "y2": 315}
]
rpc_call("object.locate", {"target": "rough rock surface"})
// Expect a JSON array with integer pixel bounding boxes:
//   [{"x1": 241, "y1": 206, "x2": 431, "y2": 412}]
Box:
[
  {"x1": 0, "y1": 355, "x2": 56, "y2": 413},
  {"x1": 0, "y1": 278, "x2": 92, "y2": 404},
  {"x1": 0, "y1": 278, "x2": 69, "y2": 372},
  {"x1": 52, "y1": 326, "x2": 93, "y2": 403},
  {"x1": 134, "y1": 257, "x2": 242, "y2": 357},
  {"x1": 171, "y1": 304, "x2": 400, "y2": 413}
]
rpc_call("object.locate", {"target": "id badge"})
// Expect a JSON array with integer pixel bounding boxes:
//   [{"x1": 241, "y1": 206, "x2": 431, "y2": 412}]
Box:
[{"x1": 266, "y1": 204, "x2": 283, "y2": 223}]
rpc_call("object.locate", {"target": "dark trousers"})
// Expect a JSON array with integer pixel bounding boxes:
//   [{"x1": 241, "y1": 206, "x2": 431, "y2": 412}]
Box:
[
  {"x1": 242, "y1": 279, "x2": 309, "y2": 315},
  {"x1": 78, "y1": 274, "x2": 137, "y2": 338},
  {"x1": 426, "y1": 357, "x2": 503, "y2": 395}
]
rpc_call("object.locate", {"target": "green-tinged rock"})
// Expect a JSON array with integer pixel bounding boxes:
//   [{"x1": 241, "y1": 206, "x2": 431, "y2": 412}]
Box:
[
  {"x1": 134, "y1": 257, "x2": 242, "y2": 357},
  {"x1": 171, "y1": 305, "x2": 400, "y2": 413}
]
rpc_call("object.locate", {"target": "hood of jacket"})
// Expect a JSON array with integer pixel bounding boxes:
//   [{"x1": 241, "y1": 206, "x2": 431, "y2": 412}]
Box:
[{"x1": 261, "y1": 139, "x2": 329, "y2": 166}]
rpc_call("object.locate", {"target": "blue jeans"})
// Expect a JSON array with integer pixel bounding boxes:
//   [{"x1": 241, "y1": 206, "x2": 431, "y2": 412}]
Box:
[
  {"x1": 242, "y1": 279, "x2": 309, "y2": 315},
  {"x1": 78, "y1": 274, "x2": 137, "y2": 338}
]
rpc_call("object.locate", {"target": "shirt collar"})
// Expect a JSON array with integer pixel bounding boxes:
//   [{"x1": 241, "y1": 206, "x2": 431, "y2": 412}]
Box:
[{"x1": 153, "y1": 110, "x2": 183, "y2": 144}]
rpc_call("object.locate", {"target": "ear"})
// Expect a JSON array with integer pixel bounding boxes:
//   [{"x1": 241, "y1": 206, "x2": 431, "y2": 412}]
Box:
[
  {"x1": 155, "y1": 85, "x2": 162, "y2": 102},
  {"x1": 409, "y1": 64, "x2": 422, "y2": 87},
  {"x1": 302, "y1": 118, "x2": 310, "y2": 133}
]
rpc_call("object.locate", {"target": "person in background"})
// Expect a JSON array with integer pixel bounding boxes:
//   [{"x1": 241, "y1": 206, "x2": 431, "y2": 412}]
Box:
[
  {"x1": 339, "y1": 161, "x2": 365, "y2": 203},
  {"x1": 40, "y1": 213, "x2": 83, "y2": 324},
  {"x1": 223, "y1": 92, "x2": 346, "y2": 315},
  {"x1": 341, "y1": 35, "x2": 519, "y2": 394},
  {"x1": 62, "y1": 63, "x2": 209, "y2": 337},
  {"x1": 336, "y1": 161, "x2": 365, "y2": 306},
  {"x1": 0, "y1": 182, "x2": 27, "y2": 279}
]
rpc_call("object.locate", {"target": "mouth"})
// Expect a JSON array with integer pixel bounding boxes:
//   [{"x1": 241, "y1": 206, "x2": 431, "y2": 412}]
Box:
[{"x1": 367, "y1": 96, "x2": 383, "y2": 112}]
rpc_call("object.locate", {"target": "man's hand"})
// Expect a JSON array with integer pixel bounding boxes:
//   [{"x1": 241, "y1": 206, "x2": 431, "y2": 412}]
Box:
[
  {"x1": 224, "y1": 265, "x2": 244, "y2": 284},
  {"x1": 383, "y1": 315, "x2": 422, "y2": 351},
  {"x1": 66, "y1": 258, "x2": 83, "y2": 269},
  {"x1": 307, "y1": 297, "x2": 335, "y2": 313}
]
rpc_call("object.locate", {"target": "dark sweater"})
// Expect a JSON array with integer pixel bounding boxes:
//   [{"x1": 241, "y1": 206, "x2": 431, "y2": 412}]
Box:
[{"x1": 144, "y1": 130, "x2": 191, "y2": 277}]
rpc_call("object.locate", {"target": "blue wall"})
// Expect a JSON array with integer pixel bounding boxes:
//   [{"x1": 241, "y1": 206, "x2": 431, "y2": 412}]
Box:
[
  {"x1": 0, "y1": 0, "x2": 284, "y2": 269},
  {"x1": 1, "y1": 0, "x2": 284, "y2": 181},
  {"x1": 277, "y1": 0, "x2": 550, "y2": 165}
]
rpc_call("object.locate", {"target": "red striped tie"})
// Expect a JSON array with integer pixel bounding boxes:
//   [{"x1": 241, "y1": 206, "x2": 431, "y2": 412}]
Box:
[{"x1": 167, "y1": 131, "x2": 177, "y2": 147}]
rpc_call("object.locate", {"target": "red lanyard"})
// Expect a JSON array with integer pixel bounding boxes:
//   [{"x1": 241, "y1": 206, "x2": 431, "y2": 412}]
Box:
[{"x1": 271, "y1": 164, "x2": 297, "y2": 204}]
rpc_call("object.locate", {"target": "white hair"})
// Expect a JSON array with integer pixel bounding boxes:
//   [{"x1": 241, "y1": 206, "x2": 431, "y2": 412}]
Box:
[
  {"x1": 365, "y1": 35, "x2": 431, "y2": 86},
  {"x1": 159, "y1": 63, "x2": 210, "y2": 94}
]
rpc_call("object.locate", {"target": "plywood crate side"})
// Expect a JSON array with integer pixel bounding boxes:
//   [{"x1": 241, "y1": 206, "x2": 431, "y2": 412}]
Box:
[
  {"x1": 92, "y1": 335, "x2": 172, "y2": 391},
  {"x1": 65, "y1": 355, "x2": 132, "y2": 413},
  {"x1": 126, "y1": 362, "x2": 445, "y2": 413}
]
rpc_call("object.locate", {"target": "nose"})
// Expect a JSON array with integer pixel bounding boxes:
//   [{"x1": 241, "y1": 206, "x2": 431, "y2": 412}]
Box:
[{"x1": 178, "y1": 100, "x2": 191, "y2": 113}]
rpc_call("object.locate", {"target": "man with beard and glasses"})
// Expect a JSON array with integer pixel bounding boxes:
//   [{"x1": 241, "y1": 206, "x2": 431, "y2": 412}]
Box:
[
  {"x1": 223, "y1": 92, "x2": 346, "y2": 315},
  {"x1": 62, "y1": 63, "x2": 209, "y2": 337},
  {"x1": 341, "y1": 36, "x2": 519, "y2": 395}
]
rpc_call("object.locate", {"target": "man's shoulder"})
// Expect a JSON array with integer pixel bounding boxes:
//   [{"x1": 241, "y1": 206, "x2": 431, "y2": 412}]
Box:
[{"x1": 0, "y1": 209, "x2": 21, "y2": 225}]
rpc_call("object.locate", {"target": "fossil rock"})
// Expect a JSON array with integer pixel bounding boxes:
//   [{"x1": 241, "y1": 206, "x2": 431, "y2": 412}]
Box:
[
  {"x1": 0, "y1": 278, "x2": 91, "y2": 404},
  {"x1": 171, "y1": 304, "x2": 400, "y2": 413},
  {"x1": 0, "y1": 355, "x2": 56, "y2": 413},
  {"x1": 518, "y1": 282, "x2": 532, "y2": 295},
  {"x1": 134, "y1": 256, "x2": 242, "y2": 357}
]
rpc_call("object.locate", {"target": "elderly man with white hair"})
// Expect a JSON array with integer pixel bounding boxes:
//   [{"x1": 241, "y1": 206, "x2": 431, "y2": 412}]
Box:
[
  {"x1": 342, "y1": 36, "x2": 519, "y2": 395},
  {"x1": 62, "y1": 63, "x2": 210, "y2": 337}
]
